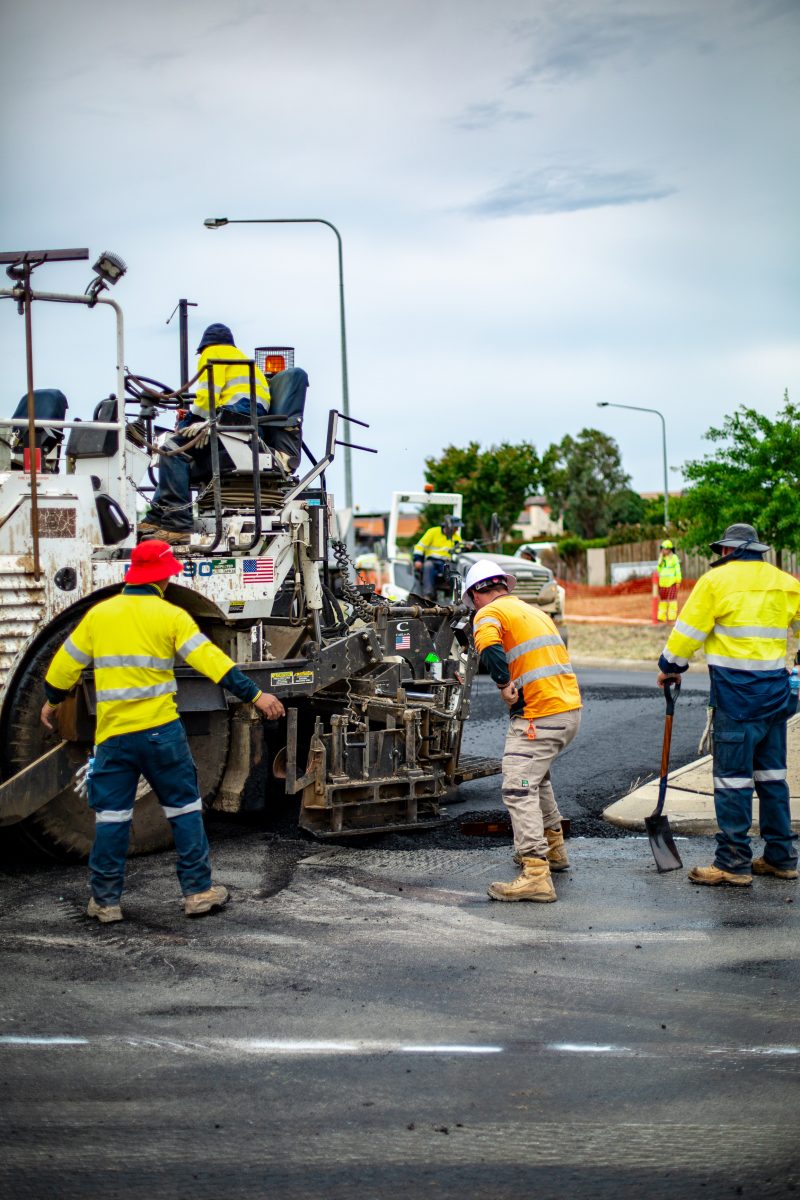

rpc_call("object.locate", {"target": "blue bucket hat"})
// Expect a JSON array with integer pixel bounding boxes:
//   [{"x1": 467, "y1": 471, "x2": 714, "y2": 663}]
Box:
[{"x1": 196, "y1": 323, "x2": 235, "y2": 353}]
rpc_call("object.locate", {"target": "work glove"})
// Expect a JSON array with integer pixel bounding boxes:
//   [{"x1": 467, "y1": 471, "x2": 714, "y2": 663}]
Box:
[
  {"x1": 179, "y1": 420, "x2": 211, "y2": 449},
  {"x1": 73, "y1": 755, "x2": 95, "y2": 801}
]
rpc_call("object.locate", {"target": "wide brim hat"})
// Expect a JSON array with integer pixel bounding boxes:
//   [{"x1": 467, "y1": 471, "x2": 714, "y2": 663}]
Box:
[
  {"x1": 709, "y1": 523, "x2": 770, "y2": 555},
  {"x1": 126, "y1": 539, "x2": 184, "y2": 585},
  {"x1": 196, "y1": 323, "x2": 235, "y2": 354}
]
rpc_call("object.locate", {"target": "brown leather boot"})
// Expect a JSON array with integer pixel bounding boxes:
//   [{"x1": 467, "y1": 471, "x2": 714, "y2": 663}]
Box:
[
  {"x1": 687, "y1": 865, "x2": 752, "y2": 886},
  {"x1": 488, "y1": 856, "x2": 557, "y2": 903},
  {"x1": 86, "y1": 898, "x2": 123, "y2": 924},
  {"x1": 751, "y1": 857, "x2": 798, "y2": 880},
  {"x1": 184, "y1": 885, "x2": 229, "y2": 916},
  {"x1": 545, "y1": 826, "x2": 570, "y2": 872}
]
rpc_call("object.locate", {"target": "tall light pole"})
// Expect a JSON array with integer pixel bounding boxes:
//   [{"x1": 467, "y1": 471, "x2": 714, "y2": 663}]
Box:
[
  {"x1": 597, "y1": 401, "x2": 669, "y2": 528},
  {"x1": 204, "y1": 216, "x2": 353, "y2": 512}
]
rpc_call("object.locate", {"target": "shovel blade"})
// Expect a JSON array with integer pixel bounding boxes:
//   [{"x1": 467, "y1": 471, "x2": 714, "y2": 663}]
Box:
[{"x1": 644, "y1": 813, "x2": 683, "y2": 873}]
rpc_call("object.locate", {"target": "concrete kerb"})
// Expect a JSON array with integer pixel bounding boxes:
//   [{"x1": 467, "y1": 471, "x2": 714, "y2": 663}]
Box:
[{"x1": 603, "y1": 714, "x2": 800, "y2": 836}]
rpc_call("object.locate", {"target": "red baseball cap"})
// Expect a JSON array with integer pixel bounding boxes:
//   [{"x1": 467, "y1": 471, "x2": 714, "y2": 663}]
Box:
[{"x1": 125, "y1": 539, "x2": 184, "y2": 585}]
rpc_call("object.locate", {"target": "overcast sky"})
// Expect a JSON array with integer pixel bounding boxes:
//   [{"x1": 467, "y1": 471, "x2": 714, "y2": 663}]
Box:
[{"x1": 1, "y1": 0, "x2": 798, "y2": 517}]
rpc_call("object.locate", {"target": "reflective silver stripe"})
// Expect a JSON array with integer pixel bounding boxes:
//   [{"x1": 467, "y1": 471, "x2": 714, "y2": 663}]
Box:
[
  {"x1": 506, "y1": 635, "x2": 563, "y2": 663},
  {"x1": 474, "y1": 617, "x2": 502, "y2": 630},
  {"x1": 94, "y1": 655, "x2": 174, "y2": 670},
  {"x1": 705, "y1": 655, "x2": 787, "y2": 671},
  {"x1": 161, "y1": 797, "x2": 203, "y2": 820},
  {"x1": 673, "y1": 619, "x2": 709, "y2": 642},
  {"x1": 661, "y1": 649, "x2": 689, "y2": 668},
  {"x1": 753, "y1": 769, "x2": 787, "y2": 782},
  {"x1": 516, "y1": 662, "x2": 575, "y2": 687},
  {"x1": 713, "y1": 776, "x2": 753, "y2": 790},
  {"x1": 64, "y1": 637, "x2": 92, "y2": 666},
  {"x1": 713, "y1": 624, "x2": 788, "y2": 639},
  {"x1": 95, "y1": 681, "x2": 177, "y2": 702},
  {"x1": 95, "y1": 808, "x2": 134, "y2": 824},
  {"x1": 177, "y1": 632, "x2": 210, "y2": 659}
]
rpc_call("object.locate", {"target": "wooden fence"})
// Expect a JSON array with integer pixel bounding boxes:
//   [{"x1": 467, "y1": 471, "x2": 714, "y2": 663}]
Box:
[{"x1": 550, "y1": 540, "x2": 800, "y2": 586}]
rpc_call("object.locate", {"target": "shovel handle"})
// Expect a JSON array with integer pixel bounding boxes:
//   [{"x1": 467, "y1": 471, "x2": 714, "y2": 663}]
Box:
[{"x1": 663, "y1": 677, "x2": 681, "y2": 716}]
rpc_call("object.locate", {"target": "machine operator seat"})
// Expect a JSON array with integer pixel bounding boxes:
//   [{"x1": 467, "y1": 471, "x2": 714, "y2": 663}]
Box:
[{"x1": 10, "y1": 388, "x2": 68, "y2": 472}]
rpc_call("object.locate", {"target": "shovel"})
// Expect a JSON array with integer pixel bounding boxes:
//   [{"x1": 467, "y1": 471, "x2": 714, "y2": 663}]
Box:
[{"x1": 645, "y1": 678, "x2": 683, "y2": 872}]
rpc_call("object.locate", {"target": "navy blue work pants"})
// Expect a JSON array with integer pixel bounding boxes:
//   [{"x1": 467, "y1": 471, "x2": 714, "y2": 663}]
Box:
[
  {"x1": 422, "y1": 557, "x2": 448, "y2": 599},
  {"x1": 87, "y1": 719, "x2": 212, "y2": 905},
  {"x1": 712, "y1": 708, "x2": 797, "y2": 875},
  {"x1": 148, "y1": 402, "x2": 267, "y2": 532}
]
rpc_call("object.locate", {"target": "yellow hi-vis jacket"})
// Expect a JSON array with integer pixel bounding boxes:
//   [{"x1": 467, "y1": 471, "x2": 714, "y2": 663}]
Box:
[
  {"x1": 192, "y1": 343, "x2": 270, "y2": 418},
  {"x1": 473, "y1": 594, "x2": 581, "y2": 719},
  {"x1": 45, "y1": 587, "x2": 246, "y2": 744},
  {"x1": 657, "y1": 551, "x2": 682, "y2": 588},
  {"x1": 413, "y1": 526, "x2": 463, "y2": 561},
  {"x1": 661, "y1": 558, "x2": 800, "y2": 675}
]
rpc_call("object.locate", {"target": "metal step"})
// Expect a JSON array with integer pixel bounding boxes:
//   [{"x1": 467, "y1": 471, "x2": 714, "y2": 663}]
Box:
[{"x1": 454, "y1": 755, "x2": 502, "y2": 784}]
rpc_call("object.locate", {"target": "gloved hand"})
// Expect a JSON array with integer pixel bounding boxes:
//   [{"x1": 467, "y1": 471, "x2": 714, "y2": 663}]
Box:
[
  {"x1": 73, "y1": 755, "x2": 95, "y2": 800},
  {"x1": 179, "y1": 421, "x2": 211, "y2": 449},
  {"x1": 413, "y1": 557, "x2": 423, "y2": 579}
]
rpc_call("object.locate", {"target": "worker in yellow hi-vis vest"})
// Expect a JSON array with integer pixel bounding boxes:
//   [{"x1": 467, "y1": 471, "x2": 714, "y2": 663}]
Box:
[{"x1": 657, "y1": 539, "x2": 682, "y2": 622}]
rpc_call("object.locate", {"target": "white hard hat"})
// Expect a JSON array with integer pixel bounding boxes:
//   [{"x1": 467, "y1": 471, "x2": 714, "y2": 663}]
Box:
[{"x1": 463, "y1": 558, "x2": 517, "y2": 609}]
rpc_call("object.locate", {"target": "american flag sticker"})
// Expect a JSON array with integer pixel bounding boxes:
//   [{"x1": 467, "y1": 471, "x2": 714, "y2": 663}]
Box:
[
  {"x1": 395, "y1": 631, "x2": 411, "y2": 650},
  {"x1": 242, "y1": 558, "x2": 275, "y2": 584}
]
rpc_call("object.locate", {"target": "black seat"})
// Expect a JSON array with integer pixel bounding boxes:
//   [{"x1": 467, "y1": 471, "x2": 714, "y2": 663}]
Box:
[
  {"x1": 258, "y1": 367, "x2": 309, "y2": 473},
  {"x1": 64, "y1": 397, "x2": 119, "y2": 459},
  {"x1": 11, "y1": 388, "x2": 68, "y2": 470}
]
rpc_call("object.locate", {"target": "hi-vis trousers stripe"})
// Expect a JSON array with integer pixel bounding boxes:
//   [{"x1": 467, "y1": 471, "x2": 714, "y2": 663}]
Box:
[
  {"x1": 753, "y1": 769, "x2": 787, "y2": 782},
  {"x1": 95, "y1": 808, "x2": 134, "y2": 824},
  {"x1": 161, "y1": 798, "x2": 203, "y2": 820},
  {"x1": 713, "y1": 775, "x2": 753, "y2": 789}
]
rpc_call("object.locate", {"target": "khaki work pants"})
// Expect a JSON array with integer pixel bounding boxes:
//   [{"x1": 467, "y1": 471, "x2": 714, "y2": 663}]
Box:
[{"x1": 501, "y1": 709, "x2": 582, "y2": 859}]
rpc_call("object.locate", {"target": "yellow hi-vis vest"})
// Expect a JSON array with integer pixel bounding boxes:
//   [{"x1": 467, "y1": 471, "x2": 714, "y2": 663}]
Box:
[
  {"x1": 657, "y1": 552, "x2": 682, "y2": 588},
  {"x1": 473, "y1": 594, "x2": 581, "y2": 719},
  {"x1": 661, "y1": 559, "x2": 800, "y2": 674},
  {"x1": 192, "y1": 343, "x2": 271, "y2": 418},
  {"x1": 45, "y1": 589, "x2": 240, "y2": 743},
  {"x1": 413, "y1": 526, "x2": 463, "y2": 560}
]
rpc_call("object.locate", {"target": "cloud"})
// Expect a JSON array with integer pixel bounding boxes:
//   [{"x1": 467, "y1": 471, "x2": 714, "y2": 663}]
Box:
[
  {"x1": 510, "y1": 9, "x2": 684, "y2": 86},
  {"x1": 451, "y1": 101, "x2": 532, "y2": 132},
  {"x1": 465, "y1": 165, "x2": 676, "y2": 217}
]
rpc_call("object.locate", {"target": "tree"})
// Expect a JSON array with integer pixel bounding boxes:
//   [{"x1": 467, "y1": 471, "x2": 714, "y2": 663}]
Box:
[
  {"x1": 541, "y1": 428, "x2": 632, "y2": 539},
  {"x1": 422, "y1": 441, "x2": 540, "y2": 541},
  {"x1": 680, "y1": 391, "x2": 800, "y2": 568}
]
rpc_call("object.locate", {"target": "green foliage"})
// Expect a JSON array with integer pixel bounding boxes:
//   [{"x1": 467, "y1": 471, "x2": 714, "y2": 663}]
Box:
[
  {"x1": 681, "y1": 391, "x2": 800, "y2": 566},
  {"x1": 423, "y1": 441, "x2": 540, "y2": 541},
  {"x1": 541, "y1": 428, "x2": 633, "y2": 538}
]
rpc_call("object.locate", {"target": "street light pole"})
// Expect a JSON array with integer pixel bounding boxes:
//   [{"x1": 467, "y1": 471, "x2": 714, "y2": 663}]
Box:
[
  {"x1": 204, "y1": 216, "x2": 353, "y2": 512},
  {"x1": 596, "y1": 401, "x2": 669, "y2": 528}
]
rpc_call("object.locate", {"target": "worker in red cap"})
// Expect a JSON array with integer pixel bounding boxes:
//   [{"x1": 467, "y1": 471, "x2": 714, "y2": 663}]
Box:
[{"x1": 41, "y1": 540, "x2": 285, "y2": 924}]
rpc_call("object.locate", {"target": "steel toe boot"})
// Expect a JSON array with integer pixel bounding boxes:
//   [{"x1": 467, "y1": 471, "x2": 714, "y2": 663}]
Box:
[
  {"x1": 751, "y1": 857, "x2": 798, "y2": 880},
  {"x1": 545, "y1": 826, "x2": 570, "y2": 872},
  {"x1": 687, "y1": 865, "x2": 752, "y2": 886},
  {"x1": 138, "y1": 526, "x2": 190, "y2": 545},
  {"x1": 86, "y1": 898, "x2": 123, "y2": 923},
  {"x1": 184, "y1": 885, "x2": 229, "y2": 916},
  {"x1": 488, "y1": 856, "x2": 557, "y2": 902}
]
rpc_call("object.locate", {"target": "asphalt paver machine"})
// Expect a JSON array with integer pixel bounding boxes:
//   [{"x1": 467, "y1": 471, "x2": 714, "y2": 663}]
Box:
[{"x1": 0, "y1": 248, "x2": 497, "y2": 858}]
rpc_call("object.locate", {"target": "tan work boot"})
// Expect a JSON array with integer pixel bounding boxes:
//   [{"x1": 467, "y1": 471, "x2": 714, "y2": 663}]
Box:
[
  {"x1": 752, "y1": 857, "x2": 798, "y2": 880},
  {"x1": 687, "y1": 865, "x2": 752, "y2": 887},
  {"x1": 488, "y1": 856, "x2": 557, "y2": 903},
  {"x1": 545, "y1": 825, "x2": 570, "y2": 872},
  {"x1": 86, "y1": 898, "x2": 123, "y2": 924},
  {"x1": 184, "y1": 885, "x2": 229, "y2": 917},
  {"x1": 138, "y1": 526, "x2": 190, "y2": 545}
]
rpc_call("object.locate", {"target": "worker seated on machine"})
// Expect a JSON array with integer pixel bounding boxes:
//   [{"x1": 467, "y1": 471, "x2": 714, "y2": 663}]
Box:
[
  {"x1": 413, "y1": 515, "x2": 464, "y2": 600},
  {"x1": 139, "y1": 323, "x2": 270, "y2": 545}
]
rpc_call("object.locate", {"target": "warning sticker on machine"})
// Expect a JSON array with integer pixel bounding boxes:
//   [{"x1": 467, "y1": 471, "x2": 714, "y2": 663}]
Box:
[
  {"x1": 269, "y1": 670, "x2": 315, "y2": 687},
  {"x1": 228, "y1": 601, "x2": 245, "y2": 614}
]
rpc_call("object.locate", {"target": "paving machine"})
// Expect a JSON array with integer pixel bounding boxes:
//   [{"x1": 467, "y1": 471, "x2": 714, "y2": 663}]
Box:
[{"x1": 0, "y1": 248, "x2": 497, "y2": 858}]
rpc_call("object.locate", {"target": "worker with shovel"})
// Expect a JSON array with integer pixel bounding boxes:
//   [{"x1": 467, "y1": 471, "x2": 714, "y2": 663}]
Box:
[
  {"x1": 657, "y1": 523, "x2": 800, "y2": 886},
  {"x1": 466, "y1": 559, "x2": 581, "y2": 902}
]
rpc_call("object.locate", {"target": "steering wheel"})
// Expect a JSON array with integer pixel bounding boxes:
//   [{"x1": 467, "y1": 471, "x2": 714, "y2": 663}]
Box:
[{"x1": 124, "y1": 374, "x2": 179, "y2": 405}]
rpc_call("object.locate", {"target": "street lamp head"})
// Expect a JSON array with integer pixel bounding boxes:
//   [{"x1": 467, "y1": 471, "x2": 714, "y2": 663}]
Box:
[
  {"x1": 597, "y1": 401, "x2": 609, "y2": 407},
  {"x1": 203, "y1": 218, "x2": 229, "y2": 229}
]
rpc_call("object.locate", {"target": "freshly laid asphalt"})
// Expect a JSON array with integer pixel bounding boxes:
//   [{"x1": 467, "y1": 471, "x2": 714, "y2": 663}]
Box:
[{"x1": 1, "y1": 668, "x2": 798, "y2": 1199}]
